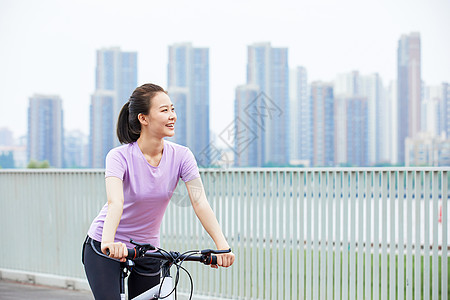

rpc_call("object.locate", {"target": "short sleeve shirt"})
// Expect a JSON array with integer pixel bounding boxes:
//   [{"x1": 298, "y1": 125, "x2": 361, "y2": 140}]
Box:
[{"x1": 87, "y1": 140, "x2": 200, "y2": 248}]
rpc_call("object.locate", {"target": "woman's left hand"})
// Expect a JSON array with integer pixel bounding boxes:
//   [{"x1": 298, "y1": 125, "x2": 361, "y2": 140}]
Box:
[{"x1": 213, "y1": 251, "x2": 235, "y2": 269}]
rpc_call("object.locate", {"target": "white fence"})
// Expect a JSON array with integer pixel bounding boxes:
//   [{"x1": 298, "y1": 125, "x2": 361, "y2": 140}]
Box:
[{"x1": 0, "y1": 168, "x2": 448, "y2": 299}]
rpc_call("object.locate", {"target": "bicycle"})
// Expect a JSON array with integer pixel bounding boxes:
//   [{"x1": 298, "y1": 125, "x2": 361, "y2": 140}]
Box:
[{"x1": 114, "y1": 239, "x2": 231, "y2": 300}]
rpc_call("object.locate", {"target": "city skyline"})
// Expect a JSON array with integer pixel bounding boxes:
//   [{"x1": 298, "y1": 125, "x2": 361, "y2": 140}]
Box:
[
  {"x1": 1, "y1": 32, "x2": 449, "y2": 167},
  {"x1": 1, "y1": 0, "x2": 449, "y2": 140}
]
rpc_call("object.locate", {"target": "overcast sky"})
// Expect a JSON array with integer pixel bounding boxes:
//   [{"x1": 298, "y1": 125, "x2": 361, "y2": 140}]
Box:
[{"x1": 1, "y1": 0, "x2": 449, "y2": 139}]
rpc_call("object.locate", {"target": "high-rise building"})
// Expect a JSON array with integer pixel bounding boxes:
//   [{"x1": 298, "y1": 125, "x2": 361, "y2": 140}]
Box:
[
  {"x1": 167, "y1": 43, "x2": 210, "y2": 166},
  {"x1": 361, "y1": 74, "x2": 389, "y2": 164},
  {"x1": 311, "y1": 82, "x2": 334, "y2": 166},
  {"x1": 422, "y1": 85, "x2": 442, "y2": 137},
  {"x1": 64, "y1": 130, "x2": 88, "y2": 168},
  {"x1": 290, "y1": 66, "x2": 311, "y2": 165},
  {"x1": 246, "y1": 42, "x2": 289, "y2": 166},
  {"x1": 234, "y1": 84, "x2": 260, "y2": 166},
  {"x1": 335, "y1": 96, "x2": 368, "y2": 166},
  {"x1": 388, "y1": 80, "x2": 398, "y2": 164},
  {"x1": 95, "y1": 47, "x2": 138, "y2": 120},
  {"x1": 442, "y1": 82, "x2": 450, "y2": 138},
  {"x1": 90, "y1": 47, "x2": 137, "y2": 167},
  {"x1": 166, "y1": 87, "x2": 189, "y2": 147},
  {"x1": 335, "y1": 71, "x2": 361, "y2": 96},
  {"x1": 90, "y1": 90, "x2": 115, "y2": 168},
  {"x1": 397, "y1": 33, "x2": 421, "y2": 164},
  {"x1": 405, "y1": 133, "x2": 450, "y2": 166},
  {"x1": 27, "y1": 94, "x2": 63, "y2": 167},
  {"x1": 335, "y1": 71, "x2": 388, "y2": 165},
  {"x1": 0, "y1": 127, "x2": 14, "y2": 146}
]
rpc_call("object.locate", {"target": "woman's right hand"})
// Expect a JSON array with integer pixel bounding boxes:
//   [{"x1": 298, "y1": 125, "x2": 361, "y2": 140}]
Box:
[{"x1": 101, "y1": 241, "x2": 128, "y2": 262}]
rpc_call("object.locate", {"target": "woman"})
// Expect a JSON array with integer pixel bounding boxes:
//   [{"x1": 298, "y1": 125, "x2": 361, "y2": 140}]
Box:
[{"x1": 82, "y1": 83, "x2": 235, "y2": 299}]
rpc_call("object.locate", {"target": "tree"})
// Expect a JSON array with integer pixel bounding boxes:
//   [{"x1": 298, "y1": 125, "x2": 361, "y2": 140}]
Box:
[{"x1": 27, "y1": 159, "x2": 51, "y2": 169}]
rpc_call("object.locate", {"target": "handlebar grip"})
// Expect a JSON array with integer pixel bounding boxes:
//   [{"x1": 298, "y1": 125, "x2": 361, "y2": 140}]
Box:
[
  {"x1": 210, "y1": 255, "x2": 217, "y2": 265},
  {"x1": 106, "y1": 248, "x2": 135, "y2": 259},
  {"x1": 127, "y1": 248, "x2": 136, "y2": 259}
]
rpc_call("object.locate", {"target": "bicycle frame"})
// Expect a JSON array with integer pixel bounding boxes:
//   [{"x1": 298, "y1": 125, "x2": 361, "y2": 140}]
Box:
[{"x1": 120, "y1": 256, "x2": 179, "y2": 300}]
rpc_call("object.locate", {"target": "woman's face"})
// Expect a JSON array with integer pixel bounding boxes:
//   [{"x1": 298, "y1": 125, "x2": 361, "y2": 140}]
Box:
[{"x1": 143, "y1": 92, "x2": 177, "y2": 138}]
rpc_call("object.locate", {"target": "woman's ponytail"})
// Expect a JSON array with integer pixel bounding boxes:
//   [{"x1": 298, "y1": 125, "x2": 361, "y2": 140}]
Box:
[
  {"x1": 117, "y1": 101, "x2": 139, "y2": 144},
  {"x1": 116, "y1": 83, "x2": 167, "y2": 144}
]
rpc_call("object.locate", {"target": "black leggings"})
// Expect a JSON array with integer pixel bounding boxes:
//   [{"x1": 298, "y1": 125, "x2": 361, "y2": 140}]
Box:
[{"x1": 82, "y1": 237, "x2": 160, "y2": 299}]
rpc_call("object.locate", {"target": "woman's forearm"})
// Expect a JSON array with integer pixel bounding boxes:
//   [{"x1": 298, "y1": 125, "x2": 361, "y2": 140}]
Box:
[
  {"x1": 192, "y1": 200, "x2": 229, "y2": 249},
  {"x1": 101, "y1": 202, "x2": 124, "y2": 243}
]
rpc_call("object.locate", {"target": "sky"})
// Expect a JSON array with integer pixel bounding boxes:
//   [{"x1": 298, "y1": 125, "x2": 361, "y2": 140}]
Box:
[{"x1": 0, "y1": 0, "x2": 449, "y2": 140}]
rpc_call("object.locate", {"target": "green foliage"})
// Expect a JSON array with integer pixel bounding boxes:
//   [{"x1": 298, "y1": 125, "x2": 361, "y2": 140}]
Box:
[{"x1": 27, "y1": 159, "x2": 51, "y2": 169}]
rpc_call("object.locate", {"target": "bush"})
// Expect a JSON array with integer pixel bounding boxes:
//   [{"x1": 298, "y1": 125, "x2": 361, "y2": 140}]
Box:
[{"x1": 27, "y1": 160, "x2": 50, "y2": 169}]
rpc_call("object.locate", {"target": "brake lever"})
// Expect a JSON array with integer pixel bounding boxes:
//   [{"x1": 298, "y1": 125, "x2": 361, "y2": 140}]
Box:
[
  {"x1": 129, "y1": 239, "x2": 156, "y2": 250},
  {"x1": 129, "y1": 239, "x2": 156, "y2": 257}
]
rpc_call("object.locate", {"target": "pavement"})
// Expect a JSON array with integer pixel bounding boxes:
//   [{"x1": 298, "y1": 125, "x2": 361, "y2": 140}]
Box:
[
  {"x1": 0, "y1": 279, "x2": 222, "y2": 300},
  {"x1": 0, "y1": 280, "x2": 94, "y2": 300}
]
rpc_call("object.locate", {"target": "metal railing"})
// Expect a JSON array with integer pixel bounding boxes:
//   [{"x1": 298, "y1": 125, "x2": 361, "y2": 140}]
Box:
[{"x1": 0, "y1": 168, "x2": 448, "y2": 299}]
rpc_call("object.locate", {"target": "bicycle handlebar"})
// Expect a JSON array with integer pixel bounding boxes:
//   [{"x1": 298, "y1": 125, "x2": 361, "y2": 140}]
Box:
[
  {"x1": 126, "y1": 249, "x2": 220, "y2": 265},
  {"x1": 106, "y1": 239, "x2": 231, "y2": 266}
]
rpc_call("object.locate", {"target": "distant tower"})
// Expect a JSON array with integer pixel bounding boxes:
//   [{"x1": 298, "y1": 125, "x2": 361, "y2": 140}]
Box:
[
  {"x1": 361, "y1": 73, "x2": 389, "y2": 165},
  {"x1": 246, "y1": 42, "x2": 289, "y2": 166},
  {"x1": 335, "y1": 71, "x2": 387, "y2": 166},
  {"x1": 95, "y1": 47, "x2": 137, "y2": 121},
  {"x1": 297, "y1": 67, "x2": 311, "y2": 164},
  {"x1": 0, "y1": 127, "x2": 14, "y2": 146},
  {"x1": 397, "y1": 33, "x2": 421, "y2": 164},
  {"x1": 290, "y1": 66, "x2": 311, "y2": 165},
  {"x1": 388, "y1": 80, "x2": 398, "y2": 164},
  {"x1": 311, "y1": 82, "x2": 334, "y2": 166},
  {"x1": 64, "y1": 130, "x2": 88, "y2": 168},
  {"x1": 167, "y1": 43, "x2": 210, "y2": 166},
  {"x1": 335, "y1": 96, "x2": 368, "y2": 166},
  {"x1": 90, "y1": 47, "x2": 137, "y2": 167},
  {"x1": 234, "y1": 84, "x2": 260, "y2": 166},
  {"x1": 442, "y1": 82, "x2": 450, "y2": 138},
  {"x1": 90, "y1": 90, "x2": 115, "y2": 168},
  {"x1": 27, "y1": 94, "x2": 63, "y2": 167}
]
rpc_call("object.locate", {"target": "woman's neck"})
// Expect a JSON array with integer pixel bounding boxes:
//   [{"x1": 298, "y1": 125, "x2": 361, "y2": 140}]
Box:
[{"x1": 136, "y1": 136, "x2": 164, "y2": 157}]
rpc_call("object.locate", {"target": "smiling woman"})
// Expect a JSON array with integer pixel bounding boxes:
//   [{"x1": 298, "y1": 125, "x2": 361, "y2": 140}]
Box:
[
  {"x1": 116, "y1": 83, "x2": 170, "y2": 144},
  {"x1": 82, "y1": 83, "x2": 235, "y2": 299}
]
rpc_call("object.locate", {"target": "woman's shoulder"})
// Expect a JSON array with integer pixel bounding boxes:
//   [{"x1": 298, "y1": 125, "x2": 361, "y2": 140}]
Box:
[
  {"x1": 106, "y1": 143, "x2": 134, "y2": 159},
  {"x1": 164, "y1": 139, "x2": 191, "y2": 153},
  {"x1": 163, "y1": 140, "x2": 196, "y2": 160}
]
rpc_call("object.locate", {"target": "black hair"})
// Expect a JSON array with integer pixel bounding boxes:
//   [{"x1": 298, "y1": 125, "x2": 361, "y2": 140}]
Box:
[{"x1": 117, "y1": 83, "x2": 167, "y2": 144}]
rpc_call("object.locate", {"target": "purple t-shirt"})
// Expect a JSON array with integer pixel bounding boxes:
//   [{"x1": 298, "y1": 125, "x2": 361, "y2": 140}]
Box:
[{"x1": 87, "y1": 140, "x2": 200, "y2": 248}]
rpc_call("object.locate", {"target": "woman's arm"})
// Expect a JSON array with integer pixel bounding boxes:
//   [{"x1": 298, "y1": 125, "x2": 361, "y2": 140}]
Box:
[
  {"x1": 101, "y1": 176, "x2": 128, "y2": 261},
  {"x1": 185, "y1": 177, "x2": 235, "y2": 268}
]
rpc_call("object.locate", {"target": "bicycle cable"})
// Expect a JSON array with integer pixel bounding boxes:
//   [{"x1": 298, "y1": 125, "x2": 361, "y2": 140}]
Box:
[
  {"x1": 178, "y1": 264, "x2": 194, "y2": 300},
  {"x1": 142, "y1": 248, "x2": 211, "y2": 299},
  {"x1": 159, "y1": 251, "x2": 198, "y2": 299}
]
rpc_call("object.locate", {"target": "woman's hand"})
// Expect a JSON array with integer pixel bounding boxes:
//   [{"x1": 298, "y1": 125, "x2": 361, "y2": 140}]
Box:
[
  {"x1": 213, "y1": 250, "x2": 235, "y2": 269},
  {"x1": 101, "y1": 241, "x2": 128, "y2": 262}
]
